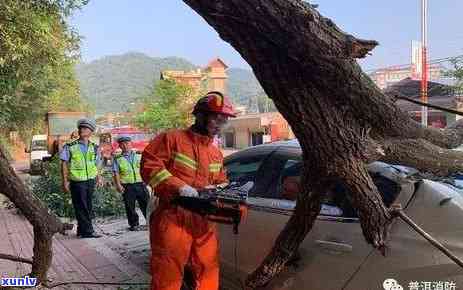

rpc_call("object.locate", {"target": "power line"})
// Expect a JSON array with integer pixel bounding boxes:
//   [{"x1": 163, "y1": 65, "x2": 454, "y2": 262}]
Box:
[{"x1": 364, "y1": 54, "x2": 463, "y2": 73}]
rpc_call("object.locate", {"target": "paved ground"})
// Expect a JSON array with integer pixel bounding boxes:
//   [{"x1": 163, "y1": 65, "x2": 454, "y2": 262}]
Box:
[
  {"x1": 0, "y1": 208, "x2": 151, "y2": 290},
  {"x1": 1, "y1": 159, "x2": 151, "y2": 289},
  {"x1": 0, "y1": 150, "x2": 241, "y2": 289}
]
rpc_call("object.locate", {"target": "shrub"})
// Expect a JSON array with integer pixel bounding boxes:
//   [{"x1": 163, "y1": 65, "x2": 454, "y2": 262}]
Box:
[
  {"x1": 32, "y1": 156, "x2": 125, "y2": 218},
  {"x1": 0, "y1": 135, "x2": 13, "y2": 161}
]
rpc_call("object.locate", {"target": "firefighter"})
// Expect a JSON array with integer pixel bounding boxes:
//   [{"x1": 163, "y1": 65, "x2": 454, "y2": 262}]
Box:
[
  {"x1": 112, "y1": 135, "x2": 149, "y2": 231},
  {"x1": 60, "y1": 118, "x2": 103, "y2": 238},
  {"x1": 141, "y1": 91, "x2": 236, "y2": 290}
]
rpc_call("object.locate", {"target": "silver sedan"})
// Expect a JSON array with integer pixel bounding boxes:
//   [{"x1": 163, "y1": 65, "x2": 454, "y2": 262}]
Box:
[{"x1": 219, "y1": 140, "x2": 463, "y2": 290}]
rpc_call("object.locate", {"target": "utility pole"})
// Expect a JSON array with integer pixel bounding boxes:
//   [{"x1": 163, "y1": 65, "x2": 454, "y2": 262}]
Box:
[{"x1": 421, "y1": 0, "x2": 428, "y2": 127}]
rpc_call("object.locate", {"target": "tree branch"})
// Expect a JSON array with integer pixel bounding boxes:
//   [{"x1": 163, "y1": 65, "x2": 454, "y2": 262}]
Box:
[
  {"x1": 180, "y1": 0, "x2": 463, "y2": 287},
  {"x1": 380, "y1": 139, "x2": 463, "y2": 176},
  {"x1": 0, "y1": 253, "x2": 33, "y2": 264},
  {"x1": 0, "y1": 144, "x2": 72, "y2": 282}
]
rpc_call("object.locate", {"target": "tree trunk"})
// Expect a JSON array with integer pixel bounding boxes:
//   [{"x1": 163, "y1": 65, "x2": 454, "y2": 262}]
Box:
[
  {"x1": 181, "y1": 0, "x2": 463, "y2": 288},
  {"x1": 31, "y1": 228, "x2": 54, "y2": 282},
  {"x1": 0, "y1": 145, "x2": 72, "y2": 282}
]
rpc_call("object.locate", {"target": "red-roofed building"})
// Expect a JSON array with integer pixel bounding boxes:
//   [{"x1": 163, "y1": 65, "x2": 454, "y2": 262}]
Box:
[
  {"x1": 160, "y1": 57, "x2": 229, "y2": 95},
  {"x1": 204, "y1": 58, "x2": 228, "y2": 93}
]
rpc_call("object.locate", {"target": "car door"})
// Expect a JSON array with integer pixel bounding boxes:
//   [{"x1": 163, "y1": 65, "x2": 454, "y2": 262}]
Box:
[
  {"x1": 220, "y1": 145, "x2": 290, "y2": 289},
  {"x1": 219, "y1": 146, "x2": 375, "y2": 290}
]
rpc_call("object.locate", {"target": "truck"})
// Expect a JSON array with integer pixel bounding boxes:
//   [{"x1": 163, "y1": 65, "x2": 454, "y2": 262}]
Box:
[
  {"x1": 45, "y1": 111, "x2": 89, "y2": 157},
  {"x1": 28, "y1": 134, "x2": 51, "y2": 175}
]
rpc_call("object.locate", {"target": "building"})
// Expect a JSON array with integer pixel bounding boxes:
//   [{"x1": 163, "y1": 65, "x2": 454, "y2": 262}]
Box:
[
  {"x1": 221, "y1": 112, "x2": 295, "y2": 149},
  {"x1": 204, "y1": 58, "x2": 228, "y2": 93},
  {"x1": 160, "y1": 69, "x2": 203, "y2": 92},
  {"x1": 160, "y1": 57, "x2": 228, "y2": 95},
  {"x1": 385, "y1": 77, "x2": 461, "y2": 128},
  {"x1": 369, "y1": 64, "x2": 443, "y2": 90}
]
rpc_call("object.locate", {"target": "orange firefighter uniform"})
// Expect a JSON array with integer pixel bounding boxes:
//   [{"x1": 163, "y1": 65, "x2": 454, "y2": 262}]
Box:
[{"x1": 141, "y1": 128, "x2": 228, "y2": 290}]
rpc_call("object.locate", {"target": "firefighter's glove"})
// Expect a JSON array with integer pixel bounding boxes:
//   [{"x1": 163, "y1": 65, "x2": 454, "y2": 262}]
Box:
[{"x1": 179, "y1": 185, "x2": 199, "y2": 197}]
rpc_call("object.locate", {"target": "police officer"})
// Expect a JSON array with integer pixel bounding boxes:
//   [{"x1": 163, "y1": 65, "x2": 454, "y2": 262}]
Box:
[
  {"x1": 112, "y1": 136, "x2": 149, "y2": 231},
  {"x1": 60, "y1": 118, "x2": 103, "y2": 238}
]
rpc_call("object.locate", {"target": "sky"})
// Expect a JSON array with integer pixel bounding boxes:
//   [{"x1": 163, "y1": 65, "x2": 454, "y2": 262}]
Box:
[{"x1": 70, "y1": 0, "x2": 463, "y2": 71}]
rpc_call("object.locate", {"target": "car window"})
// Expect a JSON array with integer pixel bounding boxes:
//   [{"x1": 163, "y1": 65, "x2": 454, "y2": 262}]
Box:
[
  {"x1": 272, "y1": 159, "x2": 401, "y2": 218},
  {"x1": 225, "y1": 156, "x2": 266, "y2": 196},
  {"x1": 31, "y1": 140, "x2": 47, "y2": 151},
  {"x1": 321, "y1": 174, "x2": 402, "y2": 218},
  {"x1": 226, "y1": 157, "x2": 263, "y2": 180},
  {"x1": 252, "y1": 146, "x2": 302, "y2": 200},
  {"x1": 277, "y1": 159, "x2": 303, "y2": 201}
]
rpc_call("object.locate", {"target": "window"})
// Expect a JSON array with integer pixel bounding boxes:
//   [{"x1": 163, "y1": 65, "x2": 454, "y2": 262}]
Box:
[
  {"x1": 251, "y1": 132, "x2": 264, "y2": 146},
  {"x1": 321, "y1": 183, "x2": 355, "y2": 218},
  {"x1": 278, "y1": 159, "x2": 303, "y2": 201},
  {"x1": 225, "y1": 156, "x2": 264, "y2": 185},
  {"x1": 273, "y1": 158, "x2": 401, "y2": 218},
  {"x1": 225, "y1": 149, "x2": 276, "y2": 198},
  {"x1": 224, "y1": 132, "x2": 235, "y2": 148},
  {"x1": 320, "y1": 173, "x2": 402, "y2": 218},
  {"x1": 31, "y1": 140, "x2": 47, "y2": 151}
]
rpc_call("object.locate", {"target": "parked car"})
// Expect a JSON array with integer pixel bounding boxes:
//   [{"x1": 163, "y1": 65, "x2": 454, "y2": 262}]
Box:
[{"x1": 219, "y1": 140, "x2": 463, "y2": 290}]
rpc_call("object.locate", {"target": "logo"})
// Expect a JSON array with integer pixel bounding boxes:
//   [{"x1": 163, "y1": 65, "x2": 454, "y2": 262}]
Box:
[
  {"x1": 1, "y1": 276, "x2": 37, "y2": 287},
  {"x1": 384, "y1": 279, "x2": 404, "y2": 290}
]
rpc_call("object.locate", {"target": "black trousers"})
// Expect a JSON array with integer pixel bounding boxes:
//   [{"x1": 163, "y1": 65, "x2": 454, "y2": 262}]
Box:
[
  {"x1": 122, "y1": 183, "x2": 149, "y2": 227},
  {"x1": 70, "y1": 179, "x2": 96, "y2": 236}
]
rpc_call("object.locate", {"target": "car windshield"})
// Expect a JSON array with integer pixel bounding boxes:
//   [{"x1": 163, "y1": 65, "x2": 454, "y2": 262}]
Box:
[{"x1": 31, "y1": 140, "x2": 47, "y2": 151}]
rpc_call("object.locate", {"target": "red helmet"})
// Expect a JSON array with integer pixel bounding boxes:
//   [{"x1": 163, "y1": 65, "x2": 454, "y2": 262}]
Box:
[{"x1": 193, "y1": 91, "x2": 236, "y2": 117}]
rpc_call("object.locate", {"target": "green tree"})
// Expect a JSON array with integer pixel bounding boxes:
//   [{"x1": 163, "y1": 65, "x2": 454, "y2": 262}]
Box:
[
  {"x1": 257, "y1": 93, "x2": 277, "y2": 113},
  {"x1": 136, "y1": 79, "x2": 198, "y2": 131},
  {"x1": 0, "y1": 0, "x2": 89, "y2": 136},
  {"x1": 445, "y1": 57, "x2": 463, "y2": 95}
]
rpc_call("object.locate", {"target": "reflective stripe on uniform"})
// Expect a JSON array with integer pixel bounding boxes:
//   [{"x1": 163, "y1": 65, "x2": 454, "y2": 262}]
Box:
[
  {"x1": 149, "y1": 169, "x2": 173, "y2": 187},
  {"x1": 173, "y1": 152, "x2": 197, "y2": 170},
  {"x1": 209, "y1": 163, "x2": 222, "y2": 173}
]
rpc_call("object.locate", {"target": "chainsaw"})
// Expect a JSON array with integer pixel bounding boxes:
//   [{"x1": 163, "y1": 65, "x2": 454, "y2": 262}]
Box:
[{"x1": 172, "y1": 181, "x2": 253, "y2": 234}]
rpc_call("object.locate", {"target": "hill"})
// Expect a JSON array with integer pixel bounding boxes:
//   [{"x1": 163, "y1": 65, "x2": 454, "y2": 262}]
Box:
[
  {"x1": 75, "y1": 52, "x2": 264, "y2": 115},
  {"x1": 227, "y1": 67, "x2": 264, "y2": 106},
  {"x1": 75, "y1": 52, "x2": 196, "y2": 115}
]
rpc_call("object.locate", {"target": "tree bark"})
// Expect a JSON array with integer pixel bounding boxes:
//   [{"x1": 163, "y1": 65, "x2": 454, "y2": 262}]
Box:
[
  {"x1": 180, "y1": 0, "x2": 463, "y2": 288},
  {"x1": 0, "y1": 145, "x2": 72, "y2": 282},
  {"x1": 379, "y1": 139, "x2": 463, "y2": 176},
  {"x1": 3, "y1": 0, "x2": 462, "y2": 288}
]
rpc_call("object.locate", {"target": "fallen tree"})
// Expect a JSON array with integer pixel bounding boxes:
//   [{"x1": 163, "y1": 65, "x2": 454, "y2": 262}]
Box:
[
  {"x1": 180, "y1": 0, "x2": 463, "y2": 288},
  {"x1": 0, "y1": 147, "x2": 73, "y2": 283},
  {"x1": 2, "y1": 0, "x2": 463, "y2": 287}
]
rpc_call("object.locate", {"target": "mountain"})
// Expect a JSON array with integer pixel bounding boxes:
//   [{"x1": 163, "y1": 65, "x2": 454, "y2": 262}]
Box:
[
  {"x1": 75, "y1": 52, "x2": 196, "y2": 115},
  {"x1": 227, "y1": 67, "x2": 264, "y2": 106},
  {"x1": 75, "y1": 52, "x2": 264, "y2": 115}
]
